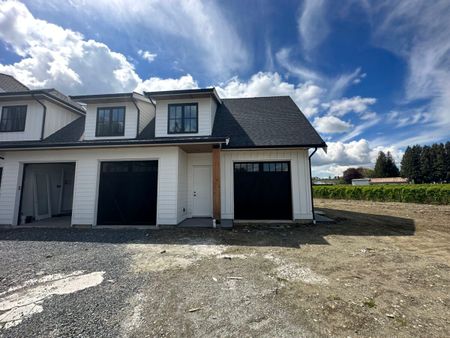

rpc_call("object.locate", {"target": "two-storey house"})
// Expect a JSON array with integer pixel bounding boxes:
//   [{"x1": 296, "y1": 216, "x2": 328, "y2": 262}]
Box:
[{"x1": 0, "y1": 74, "x2": 326, "y2": 227}]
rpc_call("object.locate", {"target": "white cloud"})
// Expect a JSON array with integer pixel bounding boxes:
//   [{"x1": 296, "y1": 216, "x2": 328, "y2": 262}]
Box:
[
  {"x1": 312, "y1": 139, "x2": 404, "y2": 177},
  {"x1": 313, "y1": 116, "x2": 353, "y2": 134},
  {"x1": 369, "y1": 0, "x2": 450, "y2": 142},
  {"x1": 136, "y1": 74, "x2": 198, "y2": 92},
  {"x1": 275, "y1": 48, "x2": 322, "y2": 82},
  {"x1": 32, "y1": 0, "x2": 249, "y2": 79},
  {"x1": 298, "y1": 0, "x2": 329, "y2": 53},
  {"x1": 323, "y1": 96, "x2": 376, "y2": 116},
  {"x1": 0, "y1": 1, "x2": 140, "y2": 94},
  {"x1": 137, "y1": 50, "x2": 157, "y2": 63},
  {"x1": 216, "y1": 72, "x2": 324, "y2": 117}
]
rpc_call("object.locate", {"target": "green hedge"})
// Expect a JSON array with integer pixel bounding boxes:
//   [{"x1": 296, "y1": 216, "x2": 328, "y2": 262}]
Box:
[{"x1": 313, "y1": 184, "x2": 450, "y2": 205}]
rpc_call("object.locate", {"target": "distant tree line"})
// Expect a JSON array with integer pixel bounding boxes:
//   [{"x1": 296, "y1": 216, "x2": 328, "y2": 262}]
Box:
[
  {"x1": 400, "y1": 142, "x2": 450, "y2": 183},
  {"x1": 341, "y1": 142, "x2": 450, "y2": 184}
]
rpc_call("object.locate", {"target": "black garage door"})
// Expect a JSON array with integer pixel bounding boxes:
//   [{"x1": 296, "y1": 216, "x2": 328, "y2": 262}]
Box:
[
  {"x1": 97, "y1": 161, "x2": 158, "y2": 225},
  {"x1": 234, "y1": 161, "x2": 292, "y2": 220}
]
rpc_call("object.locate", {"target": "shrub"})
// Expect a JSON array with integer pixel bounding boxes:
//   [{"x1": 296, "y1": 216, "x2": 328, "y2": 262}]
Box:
[{"x1": 313, "y1": 184, "x2": 450, "y2": 205}]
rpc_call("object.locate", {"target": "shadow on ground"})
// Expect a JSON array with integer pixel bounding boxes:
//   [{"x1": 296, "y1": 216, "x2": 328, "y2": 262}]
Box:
[{"x1": 0, "y1": 208, "x2": 415, "y2": 248}]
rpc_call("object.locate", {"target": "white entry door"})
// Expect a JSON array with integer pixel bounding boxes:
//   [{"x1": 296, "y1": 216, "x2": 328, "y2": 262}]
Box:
[{"x1": 192, "y1": 165, "x2": 212, "y2": 217}]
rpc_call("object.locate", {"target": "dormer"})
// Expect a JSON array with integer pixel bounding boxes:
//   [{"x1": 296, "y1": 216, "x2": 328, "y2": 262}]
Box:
[
  {"x1": 70, "y1": 92, "x2": 155, "y2": 140},
  {"x1": 145, "y1": 88, "x2": 221, "y2": 138},
  {"x1": 0, "y1": 88, "x2": 85, "y2": 142}
]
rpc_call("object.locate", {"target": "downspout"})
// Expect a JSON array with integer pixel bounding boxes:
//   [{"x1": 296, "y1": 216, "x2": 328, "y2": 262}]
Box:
[
  {"x1": 131, "y1": 97, "x2": 140, "y2": 137},
  {"x1": 32, "y1": 95, "x2": 47, "y2": 140},
  {"x1": 308, "y1": 147, "x2": 318, "y2": 224}
]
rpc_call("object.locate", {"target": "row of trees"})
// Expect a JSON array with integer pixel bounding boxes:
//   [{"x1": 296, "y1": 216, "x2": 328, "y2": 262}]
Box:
[
  {"x1": 400, "y1": 142, "x2": 450, "y2": 183},
  {"x1": 342, "y1": 142, "x2": 450, "y2": 184}
]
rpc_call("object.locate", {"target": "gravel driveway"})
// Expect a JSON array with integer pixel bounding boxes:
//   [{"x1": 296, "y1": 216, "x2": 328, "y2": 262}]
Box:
[{"x1": 0, "y1": 201, "x2": 449, "y2": 338}]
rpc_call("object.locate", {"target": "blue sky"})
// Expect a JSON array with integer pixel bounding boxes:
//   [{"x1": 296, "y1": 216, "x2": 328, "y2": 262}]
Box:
[{"x1": 0, "y1": 0, "x2": 449, "y2": 177}]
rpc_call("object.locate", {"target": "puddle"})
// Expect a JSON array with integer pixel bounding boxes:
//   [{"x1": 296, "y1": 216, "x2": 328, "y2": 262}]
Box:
[{"x1": 0, "y1": 271, "x2": 105, "y2": 329}]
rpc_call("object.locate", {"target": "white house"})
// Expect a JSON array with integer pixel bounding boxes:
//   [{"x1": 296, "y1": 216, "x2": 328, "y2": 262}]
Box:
[{"x1": 0, "y1": 74, "x2": 327, "y2": 227}]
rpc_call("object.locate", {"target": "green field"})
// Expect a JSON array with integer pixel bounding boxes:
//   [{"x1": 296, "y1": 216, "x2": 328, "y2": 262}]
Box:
[{"x1": 313, "y1": 184, "x2": 450, "y2": 205}]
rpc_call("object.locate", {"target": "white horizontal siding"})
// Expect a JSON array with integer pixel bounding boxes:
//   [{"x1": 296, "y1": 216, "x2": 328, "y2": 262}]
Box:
[
  {"x1": 0, "y1": 100, "x2": 43, "y2": 141},
  {"x1": 220, "y1": 149, "x2": 313, "y2": 220},
  {"x1": 177, "y1": 149, "x2": 188, "y2": 223},
  {"x1": 155, "y1": 97, "x2": 213, "y2": 137},
  {"x1": 0, "y1": 146, "x2": 180, "y2": 226},
  {"x1": 84, "y1": 102, "x2": 138, "y2": 140}
]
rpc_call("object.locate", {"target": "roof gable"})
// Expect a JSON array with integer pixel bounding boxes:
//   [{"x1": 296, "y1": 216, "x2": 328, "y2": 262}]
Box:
[{"x1": 212, "y1": 96, "x2": 326, "y2": 148}]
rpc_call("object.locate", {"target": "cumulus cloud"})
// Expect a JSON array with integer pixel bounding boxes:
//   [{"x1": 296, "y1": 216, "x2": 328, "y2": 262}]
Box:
[
  {"x1": 216, "y1": 72, "x2": 324, "y2": 117},
  {"x1": 323, "y1": 96, "x2": 376, "y2": 116},
  {"x1": 136, "y1": 74, "x2": 198, "y2": 92},
  {"x1": 313, "y1": 116, "x2": 353, "y2": 134},
  {"x1": 312, "y1": 139, "x2": 404, "y2": 177},
  {"x1": 137, "y1": 50, "x2": 157, "y2": 63},
  {"x1": 0, "y1": 0, "x2": 140, "y2": 94}
]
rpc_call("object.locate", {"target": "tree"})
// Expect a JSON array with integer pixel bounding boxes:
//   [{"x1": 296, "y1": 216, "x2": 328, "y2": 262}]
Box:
[
  {"x1": 343, "y1": 167, "x2": 363, "y2": 184},
  {"x1": 357, "y1": 167, "x2": 375, "y2": 178},
  {"x1": 374, "y1": 151, "x2": 387, "y2": 177},
  {"x1": 374, "y1": 151, "x2": 399, "y2": 178},
  {"x1": 420, "y1": 145, "x2": 433, "y2": 183},
  {"x1": 385, "y1": 151, "x2": 400, "y2": 177},
  {"x1": 400, "y1": 146, "x2": 413, "y2": 178},
  {"x1": 431, "y1": 143, "x2": 446, "y2": 182},
  {"x1": 446, "y1": 141, "x2": 450, "y2": 182}
]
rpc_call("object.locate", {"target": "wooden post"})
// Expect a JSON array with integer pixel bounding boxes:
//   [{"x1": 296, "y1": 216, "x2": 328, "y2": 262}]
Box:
[{"x1": 212, "y1": 145, "x2": 221, "y2": 221}]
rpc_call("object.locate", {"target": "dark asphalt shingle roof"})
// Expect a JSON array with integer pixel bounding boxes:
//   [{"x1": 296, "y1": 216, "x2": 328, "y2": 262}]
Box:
[
  {"x1": 212, "y1": 96, "x2": 326, "y2": 148},
  {"x1": 0, "y1": 73, "x2": 29, "y2": 92},
  {"x1": 0, "y1": 94, "x2": 325, "y2": 149}
]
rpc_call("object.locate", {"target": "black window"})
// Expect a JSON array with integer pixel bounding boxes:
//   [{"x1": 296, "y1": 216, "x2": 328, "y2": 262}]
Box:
[
  {"x1": 96, "y1": 107, "x2": 125, "y2": 137},
  {"x1": 168, "y1": 103, "x2": 198, "y2": 134},
  {"x1": 0, "y1": 105, "x2": 27, "y2": 132}
]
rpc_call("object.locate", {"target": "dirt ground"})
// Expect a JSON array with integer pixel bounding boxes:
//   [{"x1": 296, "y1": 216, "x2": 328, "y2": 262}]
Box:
[{"x1": 1, "y1": 199, "x2": 449, "y2": 337}]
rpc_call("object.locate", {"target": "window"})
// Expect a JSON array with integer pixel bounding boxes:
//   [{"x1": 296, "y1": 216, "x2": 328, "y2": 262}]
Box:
[
  {"x1": 168, "y1": 103, "x2": 198, "y2": 134},
  {"x1": 0, "y1": 105, "x2": 27, "y2": 132},
  {"x1": 96, "y1": 107, "x2": 125, "y2": 137}
]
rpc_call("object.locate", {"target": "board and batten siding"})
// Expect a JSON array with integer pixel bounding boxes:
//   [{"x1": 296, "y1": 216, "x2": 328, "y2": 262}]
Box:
[
  {"x1": 0, "y1": 146, "x2": 181, "y2": 226},
  {"x1": 176, "y1": 148, "x2": 188, "y2": 223},
  {"x1": 220, "y1": 149, "x2": 313, "y2": 220},
  {"x1": 137, "y1": 100, "x2": 155, "y2": 133},
  {"x1": 43, "y1": 100, "x2": 80, "y2": 138},
  {"x1": 154, "y1": 97, "x2": 215, "y2": 137},
  {"x1": 0, "y1": 100, "x2": 43, "y2": 141},
  {"x1": 83, "y1": 102, "x2": 138, "y2": 140}
]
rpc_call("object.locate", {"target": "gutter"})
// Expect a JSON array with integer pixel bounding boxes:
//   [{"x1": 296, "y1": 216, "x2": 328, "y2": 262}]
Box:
[
  {"x1": 131, "y1": 96, "x2": 140, "y2": 137},
  {"x1": 308, "y1": 147, "x2": 318, "y2": 224},
  {"x1": 32, "y1": 94, "x2": 47, "y2": 140}
]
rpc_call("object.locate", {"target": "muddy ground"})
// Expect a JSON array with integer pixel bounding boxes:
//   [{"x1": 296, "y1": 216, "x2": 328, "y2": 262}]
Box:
[{"x1": 0, "y1": 199, "x2": 449, "y2": 337}]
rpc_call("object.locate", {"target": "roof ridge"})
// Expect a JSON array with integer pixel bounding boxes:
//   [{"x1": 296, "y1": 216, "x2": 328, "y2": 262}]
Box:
[{"x1": 222, "y1": 95, "x2": 291, "y2": 100}]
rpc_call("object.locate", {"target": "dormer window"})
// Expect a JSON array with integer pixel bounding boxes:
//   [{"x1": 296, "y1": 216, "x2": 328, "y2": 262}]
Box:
[
  {"x1": 0, "y1": 105, "x2": 27, "y2": 132},
  {"x1": 96, "y1": 106, "x2": 125, "y2": 137},
  {"x1": 168, "y1": 103, "x2": 198, "y2": 134}
]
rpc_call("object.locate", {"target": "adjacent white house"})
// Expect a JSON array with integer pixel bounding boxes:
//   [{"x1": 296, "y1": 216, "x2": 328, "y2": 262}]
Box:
[{"x1": 0, "y1": 74, "x2": 326, "y2": 227}]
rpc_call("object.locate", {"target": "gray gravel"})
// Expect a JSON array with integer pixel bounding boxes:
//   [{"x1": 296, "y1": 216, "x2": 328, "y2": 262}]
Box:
[{"x1": 0, "y1": 228, "x2": 150, "y2": 338}]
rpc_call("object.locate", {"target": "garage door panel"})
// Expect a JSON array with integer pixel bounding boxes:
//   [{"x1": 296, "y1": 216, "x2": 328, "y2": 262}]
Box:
[
  {"x1": 97, "y1": 161, "x2": 158, "y2": 225},
  {"x1": 234, "y1": 162, "x2": 292, "y2": 220}
]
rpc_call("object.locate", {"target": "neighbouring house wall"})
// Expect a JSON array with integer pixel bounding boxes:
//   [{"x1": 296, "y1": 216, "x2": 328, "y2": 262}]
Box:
[
  {"x1": 154, "y1": 97, "x2": 214, "y2": 137},
  {"x1": 84, "y1": 101, "x2": 138, "y2": 140},
  {"x1": 0, "y1": 100, "x2": 43, "y2": 141},
  {"x1": 187, "y1": 153, "x2": 212, "y2": 218},
  {"x1": 220, "y1": 149, "x2": 313, "y2": 220},
  {"x1": 176, "y1": 148, "x2": 188, "y2": 223},
  {"x1": 0, "y1": 146, "x2": 180, "y2": 226},
  {"x1": 137, "y1": 100, "x2": 155, "y2": 133},
  {"x1": 43, "y1": 100, "x2": 80, "y2": 138}
]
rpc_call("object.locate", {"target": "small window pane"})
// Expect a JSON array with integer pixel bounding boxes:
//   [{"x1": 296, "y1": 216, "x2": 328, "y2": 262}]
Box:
[
  {"x1": 0, "y1": 105, "x2": 27, "y2": 132},
  {"x1": 168, "y1": 104, "x2": 198, "y2": 133},
  {"x1": 96, "y1": 107, "x2": 125, "y2": 136}
]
